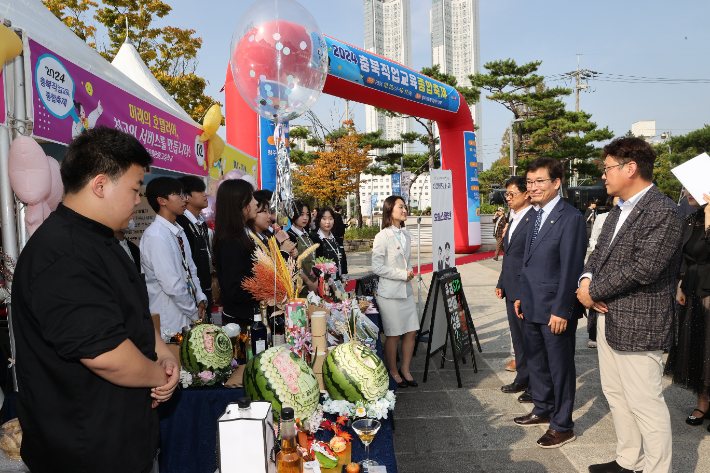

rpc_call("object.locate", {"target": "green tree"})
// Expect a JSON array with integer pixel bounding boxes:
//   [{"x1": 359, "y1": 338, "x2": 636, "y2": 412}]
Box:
[
  {"x1": 42, "y1": 0, "x2": 219, "y2": 122},
  {"x1": 653, "y1": 125, "x2": 710, "y2": 201}
]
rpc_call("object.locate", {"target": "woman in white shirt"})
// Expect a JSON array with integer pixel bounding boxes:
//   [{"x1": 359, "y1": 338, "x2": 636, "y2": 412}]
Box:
[{"x1": 372, "y1": 196, "x2": 419, "y2": 388}]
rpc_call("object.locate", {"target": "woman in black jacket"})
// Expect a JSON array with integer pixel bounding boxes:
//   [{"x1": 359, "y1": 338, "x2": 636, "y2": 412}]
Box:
[
  {"x1": 667, "y1": 189, "x2": 710, "y2": 429},
  {"x1": 213, "y1": 180, "x2": 259, "y2": 327},
  {"x1": 310, "y1": 206, "x2": 348, "y2": 282}
]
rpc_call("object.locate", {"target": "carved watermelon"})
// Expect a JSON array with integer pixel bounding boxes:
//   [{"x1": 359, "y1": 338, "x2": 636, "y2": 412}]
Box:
[
  {"x1": 243, "y1": 346, "x2": 320, "y2": 420},
  {"x1": 179, "y1": 324, "x2": 233, "y2": 372},
  {"x1": 323, "y1": 342, "x2": 388, "y2": 401}
]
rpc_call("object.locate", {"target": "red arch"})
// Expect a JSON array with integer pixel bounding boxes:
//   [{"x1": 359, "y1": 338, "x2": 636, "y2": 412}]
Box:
[{"x1": 225, "y1": 37, "x2": 480, "y2": 254}]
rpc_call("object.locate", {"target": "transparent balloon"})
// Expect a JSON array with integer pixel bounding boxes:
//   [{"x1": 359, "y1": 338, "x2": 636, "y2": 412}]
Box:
[{"x1": 230, "y1": 0, "x2": 328, "y2": 124}]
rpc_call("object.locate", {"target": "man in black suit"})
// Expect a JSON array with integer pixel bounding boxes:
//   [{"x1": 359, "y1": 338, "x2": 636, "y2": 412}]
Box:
[
  {"x1": 333, "y1": 205, "x2": 346, "y2": 239},
  {"x1": 495, "y1": 176, "x2": 533, "y2": 403},
  {"x1": 176, "y1": 176, "x2": 213, "y2": 316},
  {"x1": 513, "y1": 158, "x2": 587, "y2": 449}
]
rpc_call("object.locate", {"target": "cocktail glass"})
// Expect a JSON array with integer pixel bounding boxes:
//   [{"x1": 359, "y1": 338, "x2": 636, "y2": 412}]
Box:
[{"x1": 351, "y1": 419, "x2": 381, "y2": 469}]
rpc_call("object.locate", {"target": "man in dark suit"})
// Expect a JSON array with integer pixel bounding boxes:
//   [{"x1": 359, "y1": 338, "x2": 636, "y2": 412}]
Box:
[
  {"x1": 496, "y1": 176, "x2": 533, "y2": 403},
  {"x1": 333, "y1": 205, "x2": 346, "y2": 239},
  {"x1": 577, "y1": 137, "x2": 681, "y2": 473},
  {"x1": 513, "y1": 157, "x2": 587, "y2": 449}
]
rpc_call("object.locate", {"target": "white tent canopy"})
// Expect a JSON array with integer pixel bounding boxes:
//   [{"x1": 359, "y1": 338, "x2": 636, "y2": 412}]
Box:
[
  {"x1": 0, "y1": 0, "x2": 200, "y2": 127},
  {"x1": 111, "y1": 39, "x2": 192, "y2": 121}
]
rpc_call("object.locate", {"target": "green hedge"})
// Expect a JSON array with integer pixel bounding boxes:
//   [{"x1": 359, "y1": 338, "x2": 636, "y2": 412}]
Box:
[
  {"x1": 479, "y1": 203, "x2": 503, "y2": 215},
  {"x1": 344, "y1": 226, "x2": 380, "y2": 240}
]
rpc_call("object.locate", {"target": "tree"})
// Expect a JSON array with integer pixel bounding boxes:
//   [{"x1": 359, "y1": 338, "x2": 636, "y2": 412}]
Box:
[
  {"x1": 296, "y1": 121, "x2": 372, "y2": 208},
  {"x1": 653, "y1": 125, "x2": 710, "y2": 201},
  {"x1": 469, "y1": 59, "x2": 571, "y2": 170},
  {"x1": 42, "y1": 0, "x2": 219, "y2": 122}
]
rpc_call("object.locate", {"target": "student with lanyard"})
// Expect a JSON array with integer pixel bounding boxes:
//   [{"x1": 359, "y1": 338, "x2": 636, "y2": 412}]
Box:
[
  {"x1": 310, "y1": 206, "x2": 348, "y2": 283},
  {"x1": 287, "y1": 200, "x2": 319, "y2": 296},
  {"x1": 141, "y1": 177, "x2": 207, "y2": 334},
  {"x1": 249, "y1": 196, "x2": 297, "y2": 259},
  {"x1": 176, "y1": 176, "x2": 214, "y2": 317}
]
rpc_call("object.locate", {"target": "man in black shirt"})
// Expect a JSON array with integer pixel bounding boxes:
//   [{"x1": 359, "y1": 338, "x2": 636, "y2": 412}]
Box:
[
  {"x1": 12, "y1": 127, "x2": 179, "y2": 473},
  {"x1": 333, "y1": 204, "x2": 346, "y2": 239},
  {"x1": 176, "y1": 175, "x2": 213, "y2": 315}
]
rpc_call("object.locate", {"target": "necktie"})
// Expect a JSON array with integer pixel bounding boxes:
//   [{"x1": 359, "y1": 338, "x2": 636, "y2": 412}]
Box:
[{"x1": 530, "y1": 209, "x2": 543, "y2": 249}]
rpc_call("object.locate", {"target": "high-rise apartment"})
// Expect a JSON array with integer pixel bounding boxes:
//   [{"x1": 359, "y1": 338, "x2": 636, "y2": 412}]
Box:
[
  {"x1": 430, "y1": 0, "x2": 481, "y2": 134},
  {"x1": 363, "y1": 0, "x2": 414, "y2": 154}
]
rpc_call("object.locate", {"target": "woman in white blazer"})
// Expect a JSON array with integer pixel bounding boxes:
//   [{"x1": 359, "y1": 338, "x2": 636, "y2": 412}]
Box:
[{"x1": 372, "y1": 195, "x2": 419, "y2": 388}]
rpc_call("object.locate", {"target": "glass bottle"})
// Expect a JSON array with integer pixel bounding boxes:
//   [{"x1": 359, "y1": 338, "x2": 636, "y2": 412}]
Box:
[
  {"x1": 276, "y1": 407, "x2": 303, "y2": 473},
  {"x1": 251, "y1": 304, "x2": 268, "y2": 356},
  {"x1": 273, "y1": 312, "x2": 286, "y2": 347}
]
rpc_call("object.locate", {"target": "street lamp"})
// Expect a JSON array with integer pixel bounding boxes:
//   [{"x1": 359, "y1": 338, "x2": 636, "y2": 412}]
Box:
[
  {"x1": 510, "y1": 118, "x2": 525, "y2": 177},
  {"x1": 660, "y1": 131, "x2": 672, "y2": 155}
]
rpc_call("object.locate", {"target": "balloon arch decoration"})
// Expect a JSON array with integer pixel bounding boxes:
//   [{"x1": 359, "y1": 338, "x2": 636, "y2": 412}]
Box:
[{"x1": 227, "y1": 0, "x2": 481, "y2": 253}]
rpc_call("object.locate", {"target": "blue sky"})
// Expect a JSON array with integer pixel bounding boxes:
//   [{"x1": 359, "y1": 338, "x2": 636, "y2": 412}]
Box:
[{"x1": 162, "y1": 0, "x2": 709, "y2": 169}]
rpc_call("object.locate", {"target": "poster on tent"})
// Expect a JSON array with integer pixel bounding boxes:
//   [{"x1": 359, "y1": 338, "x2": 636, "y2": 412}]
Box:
[
  {"x1": 431, "y1": 169, "x2": 454, "y2": 271},
  {"x1": 463, "y1": 131, "x2": 481, "y2": 247},
  {"x1": 209, "y1": 142, "x2": 259, "y2": 181},
  {"x1": 258, "y1": 117, "x2": 289, "y2": 191},
  {"x1": 27, "y1": 39, "x2": 207, "y2": 176},
  {"x1": 0, "y1": 66, "x2": 5, "y2": 126}
]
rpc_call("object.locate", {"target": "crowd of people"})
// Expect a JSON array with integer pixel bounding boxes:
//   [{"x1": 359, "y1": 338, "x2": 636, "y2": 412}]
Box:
[{"x1": 495, "y1": 137, "x2": 708, "y2": 473}]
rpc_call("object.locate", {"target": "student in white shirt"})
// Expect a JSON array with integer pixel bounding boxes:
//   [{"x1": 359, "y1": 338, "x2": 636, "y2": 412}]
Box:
[{"x1": 140, "y1": 177, "x2": 207, "y2": 334}]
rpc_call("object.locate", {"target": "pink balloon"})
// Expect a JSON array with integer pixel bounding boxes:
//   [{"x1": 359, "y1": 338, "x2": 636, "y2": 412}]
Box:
[
  {"x1": 25, "y1": 201, "x2": 51, "y2": 236},
  {"x1": 46, "y1": 158, "x2": 63, "y2": 211},
  {"x1": 9, "y1": 136, "x2": 51, "y2": 205}
]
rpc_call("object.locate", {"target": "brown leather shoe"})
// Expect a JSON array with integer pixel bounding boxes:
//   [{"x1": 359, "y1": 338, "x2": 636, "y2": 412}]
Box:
[
  {"x1": 505, "y1": 359, "x2": 516, "y2": 372},
  {"x1": 536, "y1": 429, "x2": 576, "y2": 448},
  {"x1": 513, "y1": 413, "x2": 550, "y2": 427}
]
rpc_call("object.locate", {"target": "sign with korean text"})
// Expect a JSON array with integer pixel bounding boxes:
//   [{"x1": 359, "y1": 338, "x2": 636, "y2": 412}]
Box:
[
  {"x1": 259, "y1": 117, "x2": 289, "y2": 191},
  {"x1": 431, "y1": 170, "x2": 454, "y2": 272},
  {"x1": 391, "y1": 173, "x2": 401, "y2": 196},
  {"x1": 325, "y1": 36, "x2": 460, "y2": 113},
  {"x1": 209, "y1": 142, "x2": 259, "y2": 181},
  {"x1": 28, "y1": 39, "x2": 207, "y2": 176},
  {"x1": 463, "y1": 131, "x2": 481, "y2": 246}
]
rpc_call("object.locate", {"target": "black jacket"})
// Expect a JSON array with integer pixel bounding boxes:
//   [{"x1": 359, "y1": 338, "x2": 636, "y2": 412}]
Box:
[
  {"x1": 126, "y1": 238, "x2": 141, "y2": 274},
  {"x1": 333, "y1": 213, "x2": 346, "y2": 239},
  {"x1": 214, "y1": 237, "x2": 256, "y2": 325},
  {"x1": 176, "y1": 214, "x2": 212, "y2": 293},
  {"x1": 310, "y1": 232, "x2": 348, "y2": 277}
]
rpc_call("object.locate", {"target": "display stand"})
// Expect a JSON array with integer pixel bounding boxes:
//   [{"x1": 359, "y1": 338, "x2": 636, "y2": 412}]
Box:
[
  {"x1": 423, "y1": 272, "x2": 482, "y2": 388},
  {"x1": 414, "y1": 267, "x2": 458, "y2": 356},
  {"x1": 354, "y1": 274, "x2": 379, "y2": 297}
]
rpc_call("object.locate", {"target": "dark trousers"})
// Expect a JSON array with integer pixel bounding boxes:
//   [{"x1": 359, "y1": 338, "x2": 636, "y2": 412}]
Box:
[
  {"x1": 506, "y1": 298, "x2": 529, "y2": 386},
  {"x1": 524, "y1": 317, "x2": 578, "y2": 433}
]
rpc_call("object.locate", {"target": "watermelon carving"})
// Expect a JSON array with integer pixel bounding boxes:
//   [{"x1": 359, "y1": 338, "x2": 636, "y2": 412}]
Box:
[
  {"x1": 179, "y1": 324, "x2": 233, "y2": 373},
  {"x1": 323, "y1": 342, "x2": 388, "y2": 402},
  {"x1": 243, "y1": 346, "x2": 320, "y2": 420}
]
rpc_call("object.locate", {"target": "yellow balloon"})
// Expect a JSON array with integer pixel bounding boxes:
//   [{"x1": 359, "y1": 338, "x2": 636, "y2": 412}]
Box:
[
  {"x1": 85, "y1": 82, "x2": 93, "y2": 96},
  {"x1": 0, "y1": 24, "x2": 23, "y2": 66},
  {"x1": 206, "y1": 134, "x2": 225, "y2": 170},
  {"x1": 199, "y1": 104, "x2": 222, "y2": 142}
]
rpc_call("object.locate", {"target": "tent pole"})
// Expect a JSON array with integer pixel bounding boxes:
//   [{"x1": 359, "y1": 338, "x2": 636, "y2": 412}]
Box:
[{"x1": 10, "y1": 46, "x2": 28, "y2": 253}]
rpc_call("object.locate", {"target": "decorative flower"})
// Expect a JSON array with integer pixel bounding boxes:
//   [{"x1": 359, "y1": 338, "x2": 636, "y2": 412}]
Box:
[
  {"x1": 355, "y1": 406, "x2": 367, "y2": 418},
  {"x1": 198, "y1": 371, "x2": 215, "y2": 383},
  {"x1": 230, "y1": 358, "x2": 239, "y2": 368}
]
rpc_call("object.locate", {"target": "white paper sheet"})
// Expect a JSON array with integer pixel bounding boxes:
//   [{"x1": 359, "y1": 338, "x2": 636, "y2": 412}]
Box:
[{"x1": 671, "y1": 153, "x2": 710, "y2": 204}]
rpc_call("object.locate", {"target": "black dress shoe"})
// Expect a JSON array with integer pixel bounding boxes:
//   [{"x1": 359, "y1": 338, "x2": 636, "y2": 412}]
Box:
[
  {"x1": 399, "y1": 369, "x2": 418, "y2": 387},
  {"x1": 501, "y1": 382, "x2": 527, "y2": 393},
  {"x1": 686, "y1": 408, "x2": 708, "y2": 426},
  {"x1": 518, "y1": 391, "x2": 533, "y2": 403},
  {"x1": 392, "y1": 373, "x2": 408, "y2": 389},
  {"x1": 588, "y1": 459, "x2": 642, "y2": 473},
  {"x1": 513, "y1": 413, "x2": 550, "y2": 426}
]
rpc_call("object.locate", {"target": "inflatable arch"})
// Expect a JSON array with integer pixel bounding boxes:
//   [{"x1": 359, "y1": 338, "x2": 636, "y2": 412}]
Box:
[{"x1": 225, "y1": 35, "x2": 481, "y2": 254}]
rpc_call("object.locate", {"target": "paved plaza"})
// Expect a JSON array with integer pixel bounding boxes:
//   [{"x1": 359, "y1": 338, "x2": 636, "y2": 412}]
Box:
[{"x1": 373, "y1": 256, "x2": 710, "y2": 473}]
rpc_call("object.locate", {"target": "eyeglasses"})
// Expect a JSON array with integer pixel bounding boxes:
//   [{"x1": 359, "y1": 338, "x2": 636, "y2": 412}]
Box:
[
  {"x1": 165, "y1": 192, "x2": 188, "y2": 200},
  {"x1": 505, "y1": 192, "x2": 521, "y2": 198},
  {"x1": 602, "y1": 163, "x2": 626, "y2": 175},
  {"x1": 525, "y1": 179, "x2": 555, "y2": 188}
]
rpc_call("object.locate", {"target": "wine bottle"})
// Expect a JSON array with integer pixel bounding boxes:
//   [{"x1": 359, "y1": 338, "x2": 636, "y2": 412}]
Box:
[
  {"x1": 251, "y1": 304, "x2": 268, "y2": 356},
  {"x1": 276, "y1": 407, "x2": 303, "y2": 473},
  {"x1": 261, "y1": 301, "x2": 272, "y2": 348},
  {"x1": 273, "y1": 312, "x2": 286, "y2": 347}
]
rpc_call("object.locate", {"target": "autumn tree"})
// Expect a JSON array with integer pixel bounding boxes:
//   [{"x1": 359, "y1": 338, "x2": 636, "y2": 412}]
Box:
[
  {"x1": 296, "y1": 121, "x2": 372, "y2": 209},
  {"x1": 42, "y1": 0, "x2": 218, "y2": 122}
]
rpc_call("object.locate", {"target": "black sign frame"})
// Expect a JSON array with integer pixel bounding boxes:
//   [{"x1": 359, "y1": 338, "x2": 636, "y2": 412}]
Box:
[{"x1": 414, "y1": 267, "x2": 458, "y2": 356}]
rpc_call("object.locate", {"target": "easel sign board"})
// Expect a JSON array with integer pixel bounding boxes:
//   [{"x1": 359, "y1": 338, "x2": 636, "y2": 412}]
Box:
[
  {"x1": 355, "y1": 274, "x2": 379, "y2": 298},
  {"x1": 415, "y1": 267, "x2": 457, "y2": 352}
]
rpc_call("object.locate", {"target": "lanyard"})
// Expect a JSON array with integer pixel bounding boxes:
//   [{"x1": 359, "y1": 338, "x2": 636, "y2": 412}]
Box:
[
  {"x1": 159, "y1": 220, "x2": 197, "y2": 304},
  {"x1": 322, "y1": 235, "x2": 341, "y2": 274}
]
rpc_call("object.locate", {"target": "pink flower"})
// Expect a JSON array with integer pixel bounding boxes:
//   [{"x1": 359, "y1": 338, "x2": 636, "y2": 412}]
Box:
[{"x1": 198, "y1": 371, "x2": 215, "y2": 383}]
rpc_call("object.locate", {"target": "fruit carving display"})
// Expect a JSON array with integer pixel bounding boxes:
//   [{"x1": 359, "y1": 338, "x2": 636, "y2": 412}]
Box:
[
  {"x1": 243, "y1": 346, "x2": 320, "y2": 420},
  {"x1": 179, "y1": 324, "x2": 234, "y2": 372},
  {"x1": 322, "y1": 342, "x2": 388, "y2": 402}
]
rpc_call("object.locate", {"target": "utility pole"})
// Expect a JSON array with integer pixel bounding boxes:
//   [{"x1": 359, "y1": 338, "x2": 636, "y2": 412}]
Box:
[
  {"x1": 564, "y1": 55, "x2": 597, "y2": 135},
  {"x1": 345, "y1": 100, "x2": 349, "y2": 123}
]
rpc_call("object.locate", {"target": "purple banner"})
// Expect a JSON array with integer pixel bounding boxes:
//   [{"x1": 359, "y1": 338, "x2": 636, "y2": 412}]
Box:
[
  {"x1": 1, "y1": 67, "x2": 5, "y2": 126},
  {"x1": 28, "y1": 39, "x2": 207, "y2": 176}
]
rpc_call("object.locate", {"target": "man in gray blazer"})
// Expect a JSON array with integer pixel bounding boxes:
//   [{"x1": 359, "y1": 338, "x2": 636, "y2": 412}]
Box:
[{"x1": 577, "y1": 137, "x2": 682, "y2": 473}]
